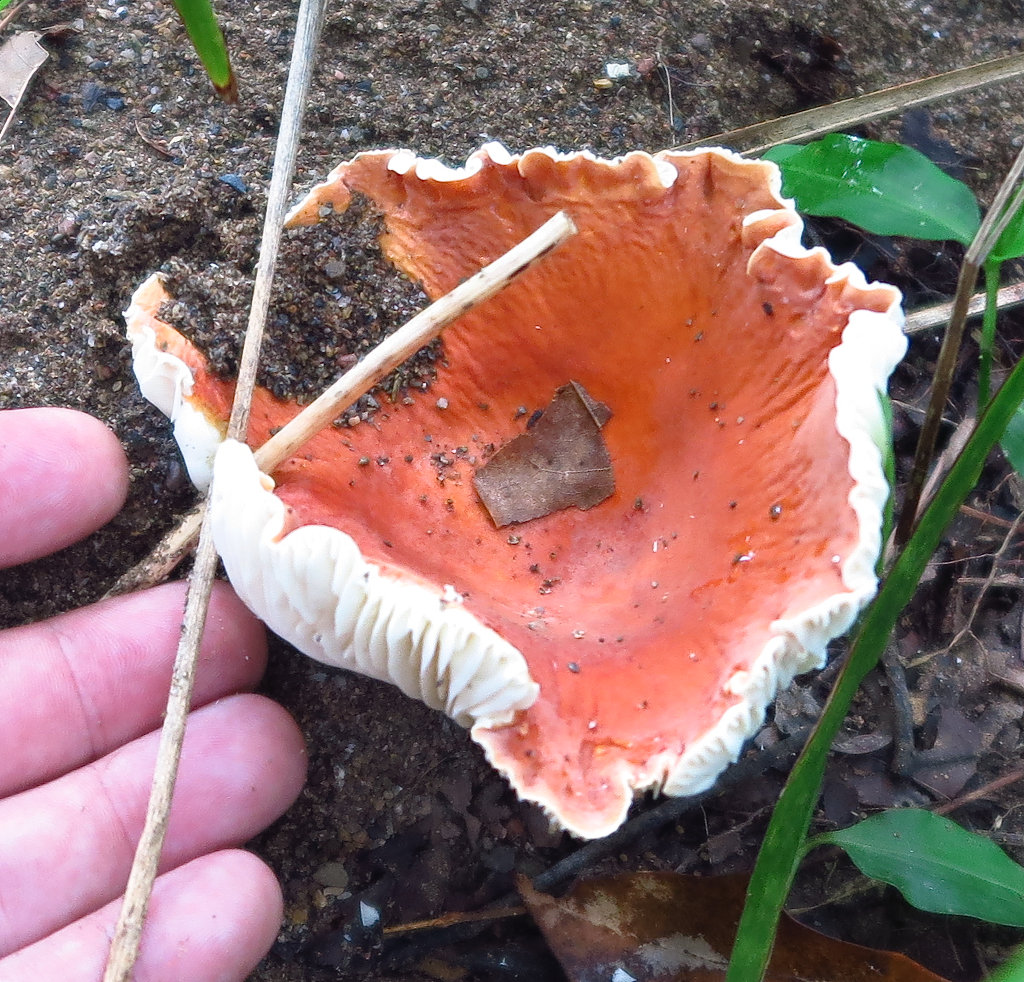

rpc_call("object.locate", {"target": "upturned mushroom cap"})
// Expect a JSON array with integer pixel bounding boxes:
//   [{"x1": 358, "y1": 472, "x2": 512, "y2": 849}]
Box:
[{"x1": 126, "y1": 144, "x2": 905, "y2": 838}]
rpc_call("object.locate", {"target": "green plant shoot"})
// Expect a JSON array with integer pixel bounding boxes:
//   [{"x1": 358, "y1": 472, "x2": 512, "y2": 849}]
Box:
[
  {"x1": 171, "y1": 0, "x2": 237, "y2": 102},
  {"x1": 768, "y1": 134, "x2": 1024, "y2": 474},
  {"x1": 726, "y1": 352, "x2": 1024, "y2": 982},
  {"x1": 726, "y1": 134, "x2": 1024, "y2": 982}
]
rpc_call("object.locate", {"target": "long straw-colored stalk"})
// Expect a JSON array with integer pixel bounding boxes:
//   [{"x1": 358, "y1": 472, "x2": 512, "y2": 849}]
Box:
[
  {"x1": 254, "y1": 211, "x2": 576, "y2": 470},
  {"x1": 681, "y1": 53, "x2": 1024, "y2": 155},
  {"x1": 106, "y1": 210, "x2": 577, "y2": 598},
  {"x1": 101, "y1": 211, "x2": 576, "y2": 978},
  {"x1": 101, "y1": 0, "x2": 328, "y2": 977}
]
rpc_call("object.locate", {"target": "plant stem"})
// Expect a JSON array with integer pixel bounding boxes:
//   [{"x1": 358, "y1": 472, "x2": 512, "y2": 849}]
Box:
[
  {"x1": 894, "y1": 141, "x2": 1024, "y2": 547},
  {"x1": 107, "y1": 211, "x2": 576, "y2": 598},
  {"x1": 255, "y1": 211, "x2": 576, "y2": 471},
  {"x1": 681, "y1": 53, "x2": 1024, "y2": 155},
  {"x1": 903, "y1": 278, "x2": 1024, "y2": 335},
  {"x1": 979, "y1": 259, "x2": 1002, "y2": 406},
  {"x1": 227, "y1": 7, "x2": 328, "y2": 442},
  {"x1": 894, "y1": 258, "x2": 979, "y2": 547}
]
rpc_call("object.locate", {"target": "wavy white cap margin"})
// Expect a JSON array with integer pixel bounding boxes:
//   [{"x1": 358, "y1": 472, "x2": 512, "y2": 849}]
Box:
[
  {"x1": 635, "y1": 146, "x2": 907, "y2": 802},
  {"x1": 122, "y1": 273, "x2": 539, "y2": 729},
  {"x1": 124, "y1": 274, "x2": 223, "y2": 491},
  {"x1": 659, "y1": 276, "x2": 905, "y2": 802}
]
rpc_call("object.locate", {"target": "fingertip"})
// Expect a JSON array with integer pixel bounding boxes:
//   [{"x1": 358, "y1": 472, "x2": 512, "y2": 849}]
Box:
[
  {"x1": 0, "y1": 408, "x2": 129, "y2": 567},
  {"x1": 133, "y1": 851, "x2": 285, "y2": 982},
  {"x1": 0, "y1": 851, "x2": 285, "y2": 982},
  {"x1": 170, "y1": 694, "x2": 308, "y2": 847}
]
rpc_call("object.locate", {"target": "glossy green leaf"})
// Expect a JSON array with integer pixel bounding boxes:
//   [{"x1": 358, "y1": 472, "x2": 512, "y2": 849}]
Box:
[
  {"x1": 815, "y1": 809, "x2": 1024, "y2": 926},
  {"x1": 171, "y1": 0, "x2": 237, "y2": 102},
  {"x1": 761, "y1": 143, "x2": 802, "y2": 166},
  {"x1": 726, "y1": 351, "x2": 1024, "y2": 982},
  {"x1": 0, "y1": 0, "x2": 13, "y2": 12},
  {"x1": 764, "y1": 134, "x2": 981, "y2": 245}
]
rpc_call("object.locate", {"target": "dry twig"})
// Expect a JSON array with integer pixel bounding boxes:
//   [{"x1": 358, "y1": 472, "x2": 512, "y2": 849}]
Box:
[
  {"x1": 0, "y1": 0, "x2": 29, "y2": 33},
  {"x1": 106, "y1": 209, "x2": 576, "y2": 598},
  {"x1": 101, "y1": 1, "x2": 329, "y2": 977},
  {"x1": 102, "y1": 146, "x2": 575, "y2": 982},
  {"x1": 681, "y1": 53, "x2": 1024, "y2": 154},
  {"x1": 905, "y1": 280, "x2": 1024, "y2": 335}
]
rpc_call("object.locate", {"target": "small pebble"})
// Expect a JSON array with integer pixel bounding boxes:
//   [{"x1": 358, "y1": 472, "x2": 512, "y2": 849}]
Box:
[{"x1": 217, "y1": 174, "x2": 249, "y2": 194}]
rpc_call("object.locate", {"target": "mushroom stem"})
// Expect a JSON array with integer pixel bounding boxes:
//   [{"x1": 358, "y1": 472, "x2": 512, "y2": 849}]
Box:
[{"x1": 255, "y1": 209, "x2": 577, "y2": 472}]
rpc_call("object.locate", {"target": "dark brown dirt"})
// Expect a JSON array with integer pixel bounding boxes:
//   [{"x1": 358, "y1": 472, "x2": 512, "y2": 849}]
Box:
[{"x1": 4, "y1": 1, "x2": 1024, "y2": 980}]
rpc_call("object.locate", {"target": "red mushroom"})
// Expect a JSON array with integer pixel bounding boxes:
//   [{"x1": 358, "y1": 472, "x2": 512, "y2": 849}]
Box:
[{"x1": 126, "y1": 144, "x2": 905, "y2": 838}]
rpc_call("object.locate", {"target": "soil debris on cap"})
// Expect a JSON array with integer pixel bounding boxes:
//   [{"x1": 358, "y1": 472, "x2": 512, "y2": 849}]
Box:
[{"x1": 158, "y1": 192, "x2": 434, "y2": 417}]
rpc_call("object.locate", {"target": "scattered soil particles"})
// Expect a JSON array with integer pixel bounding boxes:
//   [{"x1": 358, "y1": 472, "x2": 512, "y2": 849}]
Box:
[{"x1": 4, "y1": 1, "x2": 1024, "y2": 980}]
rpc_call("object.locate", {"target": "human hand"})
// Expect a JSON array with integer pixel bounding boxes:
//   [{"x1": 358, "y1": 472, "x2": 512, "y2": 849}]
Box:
[{"x1": 0, "y1": 408, "x2": 306, "y2": 982}]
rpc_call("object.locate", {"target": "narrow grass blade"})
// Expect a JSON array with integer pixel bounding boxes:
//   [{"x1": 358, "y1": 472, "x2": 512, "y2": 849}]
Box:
[
  {"x1": 990, "y1": 193, "x2": 1024, "y2": 264},
  {"x1": 726, "y1": 352, "x2": 1024, "y2": 982},
  {"x1": 171, "y1": 0, "x2": 237, "y2": 102}
]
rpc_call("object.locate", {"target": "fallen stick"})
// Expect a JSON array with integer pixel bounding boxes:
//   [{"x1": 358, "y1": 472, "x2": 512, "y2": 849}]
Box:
[
  {"x1": 100, "y1": 0, "x2": 329, "y2": 976},
  {"x1": 255, "y1": 210, "x2": 576, "y2": 471}
]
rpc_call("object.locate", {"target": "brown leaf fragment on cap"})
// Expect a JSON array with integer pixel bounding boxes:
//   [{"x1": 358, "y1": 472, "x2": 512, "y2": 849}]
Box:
[{"x1": 473, "y1": 380, "x2": 614, "y2": 527}]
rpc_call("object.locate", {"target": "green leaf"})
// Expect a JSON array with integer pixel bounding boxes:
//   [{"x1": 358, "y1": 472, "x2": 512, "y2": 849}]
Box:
[
  {"x1": 0, "y1": 0, "x2": 13, "y2": 12},
  {"x1": 815, "y1": 810, "x2": 1024, "y2": 926},
  {"x1": 1001, "y1": 398, "x2": 1024, "y2": 475},
  {"x1": 988, "y1": 944, "x2": 1024, "y2": 982},
  {"x1": 726, "y1": 351, "x2": 1024, "y2": 982},
  {"x1": 761, "y1": 143, "x2": 802, "y2": 166},
  {"x1": 171, "y1": 0, "x2": 237, "y2": 102},
  {"x1": 764, "y1": 134, "x2": 981, "y2": 245},
  {"x1": 990, "y1": 196, "x2": 1024, "y2": 263}
]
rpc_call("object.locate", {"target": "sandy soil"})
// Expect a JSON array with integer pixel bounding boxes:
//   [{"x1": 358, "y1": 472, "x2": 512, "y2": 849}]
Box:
[{"x1": 4, "y1": 1, "x2": 1024, "y2": 979}]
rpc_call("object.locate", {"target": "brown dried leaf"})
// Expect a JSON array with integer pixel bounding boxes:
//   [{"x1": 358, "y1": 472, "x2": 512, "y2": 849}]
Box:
[
  {"x1": 473, "y1": 380, "x2": 614, "y2": 527},
  {"x1": 520, "y1": 871, "x2": 950, "y2": 982}
]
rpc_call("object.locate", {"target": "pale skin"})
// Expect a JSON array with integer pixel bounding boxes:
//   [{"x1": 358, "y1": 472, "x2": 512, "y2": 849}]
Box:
[{"x1": 0, "y1": 407, "x2": 307, "y2": 982}]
